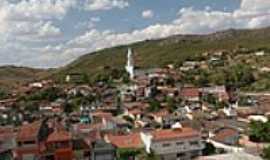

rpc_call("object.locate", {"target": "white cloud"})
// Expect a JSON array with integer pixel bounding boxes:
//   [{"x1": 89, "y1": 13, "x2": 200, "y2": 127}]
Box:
[
  {"x1": 2, "y1": 0, "x2": 270, "y2": 68},
  {"x1": 91, "y1": 17, "x2": 101, "y2": 22},
  {"x1": 5, "y1": 21, "x2": 62, "y2": 42},
  {"x1": 75, "y1": 17, "x2": 101, "y2": 29},
  {"x1": 84, "y1": 0, "x2": 129, "y2": 11},
  {"x1": 56, "y1": 0, "x2": 270, "y2": 68},
  {"x1": 0, "y1": 0, "x2": 74, "y2": 41},
  {"x1": 1, "y1": 0, "x2": 76, "y2": 22},
  {"x1": 38, "y1": 21, "x2": 62, "y2": 38},
  {"x1": 142, "y1": 9, "x2": 154, "y2": 19}
]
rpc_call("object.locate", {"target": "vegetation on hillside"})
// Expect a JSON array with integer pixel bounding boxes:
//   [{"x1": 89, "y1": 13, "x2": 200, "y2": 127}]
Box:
[{"x1": 3, "y1": 27, "x2": 270, "y2": 91}]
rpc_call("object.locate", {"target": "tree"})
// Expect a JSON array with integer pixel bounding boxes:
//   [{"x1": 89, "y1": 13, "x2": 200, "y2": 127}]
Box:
[
  {"x1": 148, "y1": 99, "x2": 161, "y2": 112},
  {"x1": 138, "y1": 150, "x2": 161, "y2": 160},
  {"x1": 166, "y1": 96, "x2": 177, "y2": 113},
  {"x1": 64, "y1": 100, "x2": 79, "y2": 113},
  {"x1": 202, "y1": 142, "x2": 216, "y2": 156},
  {"x1": 262, "y1": 145, "x2": 270, "y2": 160},
  {"x1": 249, "y1": 121, "x2": 270, "y2": 142},
  {"x1": 225, "y1": 64, "x2": 255, "y2": 88},
  {"x1": 0, "y1": 89, "x2": 8, "y2": 100},
  {"x1": 82, "y1": 73, "x2": 90, "y2": 84},
  {"x1": 117, "y1": 148, "x2": 141, "y2": 160}
]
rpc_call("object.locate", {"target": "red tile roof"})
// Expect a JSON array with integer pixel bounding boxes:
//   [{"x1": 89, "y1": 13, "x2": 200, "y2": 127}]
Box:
[
  {"x1": 213, "y1": 128, "x2": 239, "y2": 143},
  {"x1": 128, "y1": 108, "x2": 143, "y2": 115},
  {"x1": 107, "y1": 133, "x2": 143, "y2": 149},
  {"x1": 152, "y1": 128, "x2": 200, "y2": 141},
  {"x1": 149, "y1": 109, "x2": 169, "y2": 118},
  {"x1": 92, "y1": 111, "x2": 113, "y2": 119},
  {"x1": 180, "y1": 87, "x2": 200, "y2": 98},
  {"x1": 55, "y1": 148, "x2": 73, "y2": 160},
  {"x1": 0, "y1": 127, "x2": 14, "y2": 141},
  {"x1": 17, "y1": 121, "x2": 42, "y2": 142},
  {"x1": 47, "y1": 130, "x2": 71, "y2": 143}
]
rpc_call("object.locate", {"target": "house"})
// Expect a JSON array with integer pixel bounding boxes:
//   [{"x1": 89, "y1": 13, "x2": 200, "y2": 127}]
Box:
[
  {"x1": 124, "y1": 108, "x2": 143, "y2": 120},
  {"x1": 29, "y1": 82, "x2": 43, "y2": 88},
  {"x1": 141, "y1": 127, "x2": 205, "y2": 160},
  {"x1": 222, "y1": 107, "x2": 237, "y2": 118},
  {"x1": 180, "y1": 61, "x2": 200, "y2": 71},
  {"x1": 0, "y1": 127, "x2": 16, "y2": 160},
  {"x1": 212, "y1": 128, "x2": 240, "y2": 146},
  {"x1": 201, "y1": 86, "x2": 229, "y2": 102},
  {"x1": 44, "y1": 129, "x2": 74, "y2": 160},
  {"x1": 91, "y1": 140, "x2": 116, "y2": 160},
  {"x1": 197, "y1": 152, "x2": 263, "y2": 160},
  {"x1": 65, "y1": 73, "x2": 85, "y2": 83},
  {"x1": 91, "y1": 111, "x2": 113, "y2": 123},
  {"x1": 148, "y1": 109, "x2": 170, "y2": 124},
  {"x1": 106, "y1": 133, "x2": 143, "y2": 160},
  {"x1": 180, "y1": 87, "x2": 200, "y2": 102},
  {"x1": 106, "y1": 132, "x2": 143, "y2": 149},
  {"x1": 67, "y1": 85, "x2": 93, "y2": 96},
  {"x1": 16, "y1": 121, "x2": 43, "y2": 160}
]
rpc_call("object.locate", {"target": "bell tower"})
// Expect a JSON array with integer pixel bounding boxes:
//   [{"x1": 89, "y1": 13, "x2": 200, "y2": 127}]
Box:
[{"x1": 125, "y1": 48, "x2": 135, "y2": 79}]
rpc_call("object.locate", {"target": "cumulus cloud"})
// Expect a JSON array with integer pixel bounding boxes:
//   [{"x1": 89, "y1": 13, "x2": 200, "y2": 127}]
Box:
[
  {"x1": 1, "y1": 0, "x2": 270, "y2": 68},
  {"x1": 1, "y1": 0, "x2": 76, "y2": 22},
  {"x1": 0, "y1": 0, "x2": 73, "y2": 40},
  {"x1": 75, "y1": 17, "x2": 101, "y2": 29},
  {"x1": 142, "y1": 9, "x2": 154, "y2": 19},
  {"x1": 84, "y1": 0, "x2": 129, "y2": 11}
]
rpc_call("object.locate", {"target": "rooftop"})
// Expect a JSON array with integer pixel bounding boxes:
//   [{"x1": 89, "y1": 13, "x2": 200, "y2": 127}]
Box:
[
  {"x1": 47, "y1": 130, "x2": 71, "y2": 143},
  {"x1": 197, "y1": 152, "x2": 263, "y2": 160},
  {"x1": 17, "y1": 121, "x2": 42, "y2": 142},
  {"x1": 152, "y1": 128, "x2": 200, "y2": 141},
  {"x1": 107, "y1": 133, "x2": 143, "y2": 149},
  {"x1": 180, "y1": 87, "x2": 200, "y2": 98}
]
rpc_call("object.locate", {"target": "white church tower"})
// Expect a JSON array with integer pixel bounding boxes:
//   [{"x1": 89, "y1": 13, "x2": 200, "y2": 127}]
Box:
[{"x1": 125, "y1": 48, "x2": 135, "y2": 79}]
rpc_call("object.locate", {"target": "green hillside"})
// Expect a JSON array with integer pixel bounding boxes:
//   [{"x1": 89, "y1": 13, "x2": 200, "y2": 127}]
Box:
[
  {"x1": 2, "y1": 27, "x2": 270, "y2": 89},
  {"x1": 0, "y1": 66, "x2": 49, "y2": 89},
  {"x1": 55, "y1": 27, "x2": 270, "y2": 80}
]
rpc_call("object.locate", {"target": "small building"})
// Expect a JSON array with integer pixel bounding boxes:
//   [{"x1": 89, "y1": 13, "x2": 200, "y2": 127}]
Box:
[
  {"x1": 180, "y1": 87, "x2": 200, "y2": 102},
  {"x1": 212, "y1": 128, "x2": 240, "y2": 146},
  {"x1": 16, "y1": 121, "x2": 43, "y2": 160},
  {"x1": 106, "y1": 133, "x2": 143, "y2": 160},
  {"x1": 141, "y1": 127, "x2": 205, "y2": 160},
  {"x1": 0, "y1": 127, "x2": 16, "y2": 160},
  {"x1": 148, "y1": 109, "x2": 170, "y2": 124},
  {"x1": 65, "y1": 73, "x2": 85, "y2": 83},
  {"x1": 197, "y1": 152, "x2": 263, "y2": 160},
  {"x1": 45, "y1": 129, "x2": 73, "y2": 160},
  {"x1": 91, "y1": 140, "x2": 116, "y2": 160}
]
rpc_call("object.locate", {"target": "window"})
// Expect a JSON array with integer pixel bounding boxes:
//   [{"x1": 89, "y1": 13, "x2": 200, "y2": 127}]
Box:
[
  {"x1": 177, "y1": 153, "x2": 185, "y2": 158},
  {"x1": 24, "y1": 140, "x2": 35, "y2": 145},
  {"x1": 162, "y1": 143, "x2": 171, "y2": 147},
  {"x1": 190, "y1": 141, "x2": 199, "y2": 146},
  {"x1": 176, "y1": 142, "x2": 184, "y2": 146}
]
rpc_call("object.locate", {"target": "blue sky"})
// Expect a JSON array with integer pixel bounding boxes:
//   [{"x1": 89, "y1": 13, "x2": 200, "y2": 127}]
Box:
[{"x1": 0, "y1": 0, "x2": 269, "y2": 68}]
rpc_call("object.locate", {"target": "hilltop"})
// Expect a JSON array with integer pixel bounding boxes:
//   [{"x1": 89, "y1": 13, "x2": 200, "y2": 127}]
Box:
[
  {"x1": 55, "y1": 27, "x2": 270, "y2": 80},
  {"x1": 0, "y1": 66, "x2": 50, "y2": 89},
  {"x1": 2, "y1": 27, "x2": 270, "y2": 88}
]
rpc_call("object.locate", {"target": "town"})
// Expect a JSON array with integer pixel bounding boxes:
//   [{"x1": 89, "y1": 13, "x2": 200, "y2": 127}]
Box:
[{"x1": 1, "y1": 48, "x2": 270, "y2": 160}]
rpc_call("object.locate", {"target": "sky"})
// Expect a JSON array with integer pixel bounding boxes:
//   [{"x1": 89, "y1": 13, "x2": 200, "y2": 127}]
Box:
[{"x1": 1, "y1": 0, "x2": 270, "y2": 68}]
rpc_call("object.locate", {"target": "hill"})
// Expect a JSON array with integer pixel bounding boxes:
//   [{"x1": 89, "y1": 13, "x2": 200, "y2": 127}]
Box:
[
  {"x1": 54, "y1": 27, "x2": 270, "y2": 80},
  {"x1": 2, "y1": 27, "x2": 270, "y2": 88},
  {"x1": 0, "y1": 66, "x2": 50, "y2": 89}
]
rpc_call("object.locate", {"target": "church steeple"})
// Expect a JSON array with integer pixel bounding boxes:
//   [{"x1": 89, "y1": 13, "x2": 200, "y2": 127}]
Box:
[{"x1": 125, "y1": 48, "x2": 135, "y2": 79}]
